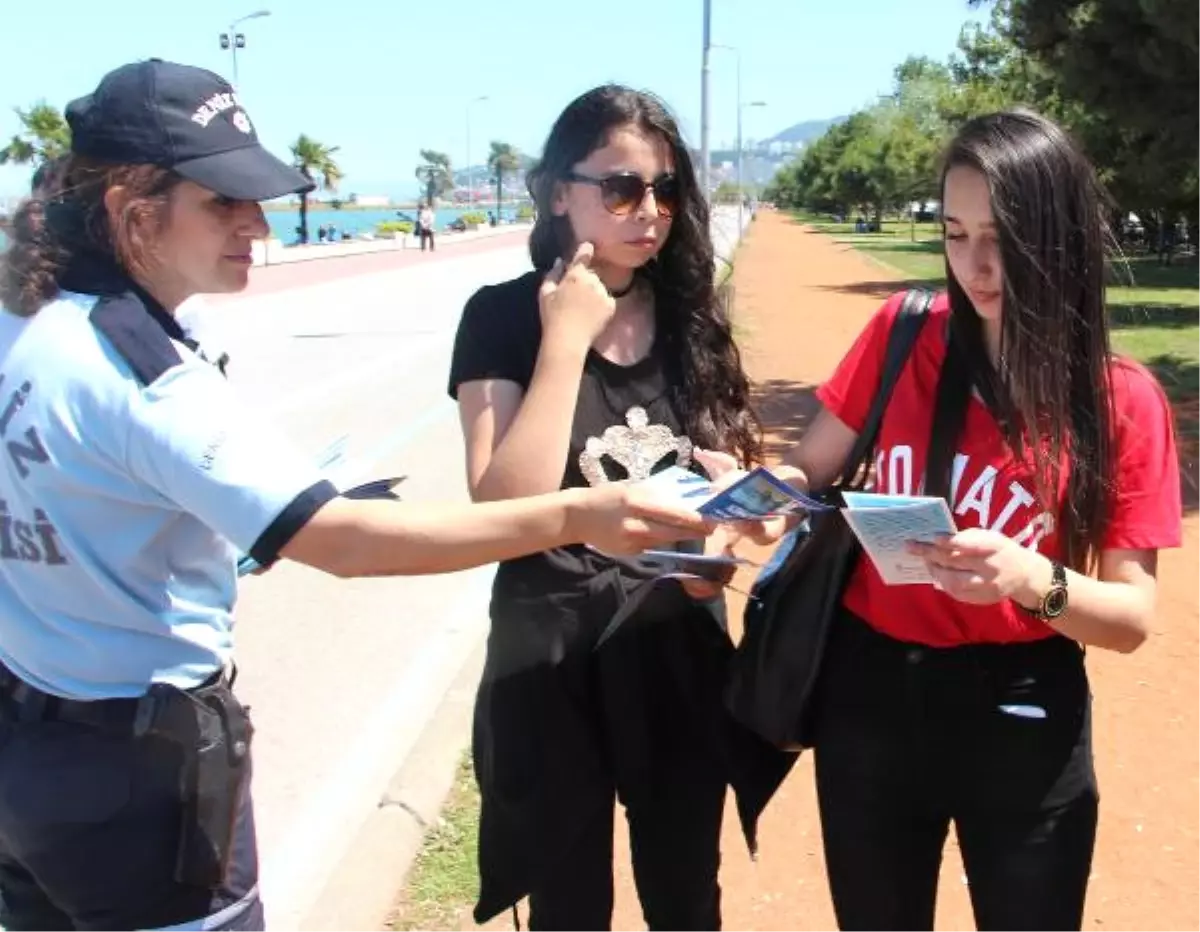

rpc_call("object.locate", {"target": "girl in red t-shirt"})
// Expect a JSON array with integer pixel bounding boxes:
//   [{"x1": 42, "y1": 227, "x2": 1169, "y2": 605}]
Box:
[{"x1": 702, "y1": 110, "x2": 1182, "y2": 930}]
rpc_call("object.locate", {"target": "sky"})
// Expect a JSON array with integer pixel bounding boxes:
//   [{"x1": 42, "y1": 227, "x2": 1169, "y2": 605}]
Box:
[{"x1": 0, "y1": 0, "x2": 986, "y2": 199}]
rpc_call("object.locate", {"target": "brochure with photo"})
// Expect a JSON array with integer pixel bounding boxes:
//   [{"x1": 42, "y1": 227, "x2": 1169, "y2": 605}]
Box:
[{"x1": 638, "y1": 465, "x2": 832, "y2": 520}]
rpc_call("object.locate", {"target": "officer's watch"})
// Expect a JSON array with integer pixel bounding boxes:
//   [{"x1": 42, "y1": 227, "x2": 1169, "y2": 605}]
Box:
[{"x1": 1020, "y1": 560, "x2": 1069, "y2": 621}]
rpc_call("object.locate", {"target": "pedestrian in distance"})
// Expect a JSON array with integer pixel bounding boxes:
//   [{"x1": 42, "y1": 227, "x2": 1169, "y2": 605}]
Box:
[{"x1": 418, "y1": 201, "x2": 436, "y2": 251}]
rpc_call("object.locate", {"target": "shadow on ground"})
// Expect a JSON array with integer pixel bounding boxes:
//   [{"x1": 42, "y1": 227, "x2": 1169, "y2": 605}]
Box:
[
  {"x1": 751, "y1": 378, "x2": 822, "y2": 464},
  {"x1": 1107, "y1": 304, "x2": 1200, "y2": 327},
  {"x1": 833, "y1": 238, "x2": 943, "y2": 255},
  {"x1": 814, "y1": 279, "x2": 944, "y2": 300}
]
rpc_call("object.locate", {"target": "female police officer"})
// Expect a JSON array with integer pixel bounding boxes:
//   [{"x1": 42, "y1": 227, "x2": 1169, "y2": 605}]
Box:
[{"x1": 0, "y1": 59, "x2": 712, "y2": 931}]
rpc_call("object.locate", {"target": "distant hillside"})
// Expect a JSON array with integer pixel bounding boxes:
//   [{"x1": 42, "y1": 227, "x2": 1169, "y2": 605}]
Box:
[
  {"x1": 453, "y1": 153, "x2": 536, "y2": 185},
  {"x1": 765, "y1": 116, "x2": 846, "y2": 145}
]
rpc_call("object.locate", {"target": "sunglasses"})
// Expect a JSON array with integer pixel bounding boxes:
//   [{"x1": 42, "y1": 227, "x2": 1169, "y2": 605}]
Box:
[{"x1": 564, "y1": 171, "x2": 680, "y2": 218}]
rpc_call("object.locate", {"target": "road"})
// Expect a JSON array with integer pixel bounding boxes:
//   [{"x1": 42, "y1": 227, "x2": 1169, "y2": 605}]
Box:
[{"x1": 199, "y1": 208, "x2": 745, "y2": 927}]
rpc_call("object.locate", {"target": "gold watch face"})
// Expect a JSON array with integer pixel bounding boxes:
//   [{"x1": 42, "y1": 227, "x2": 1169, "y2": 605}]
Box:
[{"x1": 1044, "y1": 586, "x2": 1069, "y2": 619}]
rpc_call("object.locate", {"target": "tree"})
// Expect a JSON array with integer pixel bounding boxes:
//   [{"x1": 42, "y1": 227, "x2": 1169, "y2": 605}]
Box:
[
  {"x1": 487, "y1": 141, "x2": 520, "y2": 219},
  {"x1": 415, "y1": 150, "x2": 454, "y2": 208},
  {"x1": 974, "y1": 0, "x2": 1198, "y2": 231},
  {"x1": 773, "y1": 0, "x2": 1199, "y2": 250},
  {"x1": 290, "y1": 134, "x2": 342, "y2": 244},
  {"x1": 0, "y1": 102, "x2": 70, "y2": 169},
  {"x1": 770, "y1": 67, "x2": 949, "y2": 226}
]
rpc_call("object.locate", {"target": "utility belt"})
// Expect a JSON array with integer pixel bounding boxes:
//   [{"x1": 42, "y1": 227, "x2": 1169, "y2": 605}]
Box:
[{"x1": 0, "y1": 662, "x2": 253, "y2": 889}]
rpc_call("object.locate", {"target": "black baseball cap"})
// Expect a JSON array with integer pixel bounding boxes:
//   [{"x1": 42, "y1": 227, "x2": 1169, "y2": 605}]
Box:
[{"x1": 65, "y1": 59, "x2": 314, "y2": 201}]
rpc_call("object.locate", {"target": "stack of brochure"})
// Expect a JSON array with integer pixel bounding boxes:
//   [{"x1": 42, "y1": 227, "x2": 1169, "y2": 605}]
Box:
[{"x1": 638, "y1": 466, "x2": 958, "y2": 586}]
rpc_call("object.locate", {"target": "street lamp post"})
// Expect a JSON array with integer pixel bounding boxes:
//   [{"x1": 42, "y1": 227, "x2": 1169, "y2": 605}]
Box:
[
  {"x1": 219, "y1": 9, "x2": 271, "y2": 89},
  {"x1": 700, "y1": 0, "x2": 712, "y2": 201},
  {"x1": 466, "y1": 95, "x2": 489, "y2": 208},
  {"x1": 712, "y1": 44, "x2": 764, "y2": 233},
  {"x1": 738, "y1": 99, "x2": 767, "y2": 234},
  {"x1": 712, "y1": 44, "x2": 743, "y2": 228}
]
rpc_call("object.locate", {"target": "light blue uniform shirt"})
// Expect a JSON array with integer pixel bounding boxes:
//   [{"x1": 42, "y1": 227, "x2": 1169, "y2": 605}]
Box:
[{"x1": 0, "y1": 291, "x2": 331, "y2": 700}]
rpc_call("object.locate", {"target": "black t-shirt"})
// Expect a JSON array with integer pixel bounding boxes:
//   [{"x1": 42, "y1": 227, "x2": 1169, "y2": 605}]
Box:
[{"x1": 447, "y1": 270, "x2": 702, "y2": 602}]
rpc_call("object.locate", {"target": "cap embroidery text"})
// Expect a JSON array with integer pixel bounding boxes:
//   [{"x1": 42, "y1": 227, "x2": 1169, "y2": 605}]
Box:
[{"x1": 191, "y1": 92, "x2": 242, "y2": 128}]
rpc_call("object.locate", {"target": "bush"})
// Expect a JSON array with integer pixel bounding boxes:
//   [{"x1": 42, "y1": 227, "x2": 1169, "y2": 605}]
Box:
[
  {"x1": 516, "y1": 204, "x2": 535, "y2": 221},
  {"x1": 376, "y1": 220, "x2": 413, "y2": 236},
  {"x1": 459, "y1": 211, "x2": 488, "y2": 227}
]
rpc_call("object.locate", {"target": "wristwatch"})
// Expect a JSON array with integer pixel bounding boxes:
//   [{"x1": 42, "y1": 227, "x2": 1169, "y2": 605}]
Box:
[{"x1": 1020, "y1": 560, "x2": 1069, "y2": 621}]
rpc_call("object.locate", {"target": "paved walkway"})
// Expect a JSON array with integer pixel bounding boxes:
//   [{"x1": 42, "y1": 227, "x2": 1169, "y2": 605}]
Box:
[
  {"x1": 208, "y1": 228, "x2": 532, "y2": 301},
  {"x1": 482, "y1": 210, "x2": 1199, "y2": 931}
]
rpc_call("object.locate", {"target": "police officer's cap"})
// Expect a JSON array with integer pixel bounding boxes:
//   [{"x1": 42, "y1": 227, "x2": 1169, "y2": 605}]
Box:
[{"x1": 65, "y1": 59, "x2": 315, "y2": 202}]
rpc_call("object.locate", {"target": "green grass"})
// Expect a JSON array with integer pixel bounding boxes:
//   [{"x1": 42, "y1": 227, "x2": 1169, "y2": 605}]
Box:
[
  {"x1": 853, "y1": 236, "x2": 946, "y2": 285},
  {"x1": 1109, "y1": 326, "x2": 1199, "y2": 440},
  {"x1": 386, "y1": 754, "x2": 481, "y2": 932},
  {"x1": 792, "y1": 209, "x2": 942, "y2": 243},
  {"x1": 797, "y1": 212, "x2": 1199, "y2": 500}
]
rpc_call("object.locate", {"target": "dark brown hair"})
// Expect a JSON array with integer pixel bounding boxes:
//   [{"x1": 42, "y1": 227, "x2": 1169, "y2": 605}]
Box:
[
  {"x1": 526, "y1": 84, "x2": 763, "y2": 465},
  {"x1": 940, "y1": 110, "x2": 1116, "y2": 572},
  {"x1": 0, "y1": 156, "x2": 181, "y2": 317}
]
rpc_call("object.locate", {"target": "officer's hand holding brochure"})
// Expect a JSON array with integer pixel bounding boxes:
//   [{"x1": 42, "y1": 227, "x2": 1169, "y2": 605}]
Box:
[
  {"x1": 633, "y1": 466, "x2": 959, "y2": 586},
  {"x1": 236, "y1": 435, "x2": 404, "y2": 576},
  {"x1": 637, "y1": 464, "x2": 830, "y2": 520},
  {"x1": 609, "y1": 465, "x2": 822, "y2": 583}
]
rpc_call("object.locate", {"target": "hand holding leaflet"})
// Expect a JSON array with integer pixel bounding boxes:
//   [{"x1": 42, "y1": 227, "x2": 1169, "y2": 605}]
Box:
[
  {"x1": 638, "y1": 548, "x2": 758, "y2": 581},
  {"x1": 839, "y1": 491, "x2": 958, "y2": 585},
  {"x1": 637, "y1": 465, "x2": 831, "y2": 520}
]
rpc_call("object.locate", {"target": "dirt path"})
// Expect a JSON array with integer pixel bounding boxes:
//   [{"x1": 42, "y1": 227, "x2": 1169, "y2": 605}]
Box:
[{"x1": 489, "y1": 211, "x2": 1199, "y2": 931}]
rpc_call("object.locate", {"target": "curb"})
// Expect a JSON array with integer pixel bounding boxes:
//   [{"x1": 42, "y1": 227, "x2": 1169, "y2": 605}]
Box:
[{"x1": 298, "y1": 639, "x2": 486, "y2": 931}]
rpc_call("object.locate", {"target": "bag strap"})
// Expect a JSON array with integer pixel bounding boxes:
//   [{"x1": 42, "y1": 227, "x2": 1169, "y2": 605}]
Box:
[{"x1": 838, "y1": 288, "x2": 934, "y2": 488}]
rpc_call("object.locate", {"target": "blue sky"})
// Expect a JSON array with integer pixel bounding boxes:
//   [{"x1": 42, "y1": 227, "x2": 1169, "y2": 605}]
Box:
[{"x1": 0, "y1": 0, "x2": 985, "y2": 199}]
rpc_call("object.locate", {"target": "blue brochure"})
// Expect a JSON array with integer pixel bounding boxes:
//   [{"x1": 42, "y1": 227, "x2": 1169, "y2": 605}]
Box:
[{"x1": 638, "y1": 465, "x2": 831, "y2": 521}]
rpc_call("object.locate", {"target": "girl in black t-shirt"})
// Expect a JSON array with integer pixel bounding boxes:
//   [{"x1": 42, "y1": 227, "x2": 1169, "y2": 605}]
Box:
[{"x1": 448, "y1": 85, "x2": 768, "y2": 929}]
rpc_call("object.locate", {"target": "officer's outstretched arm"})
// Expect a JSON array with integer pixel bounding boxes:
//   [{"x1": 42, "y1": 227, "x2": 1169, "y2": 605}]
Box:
[
  {"x1": 118, "y1": 378, "x2": 710, "y2": 579},
  {"x1": 278, "y1": 484, "x2": 712, "y2": 578}
]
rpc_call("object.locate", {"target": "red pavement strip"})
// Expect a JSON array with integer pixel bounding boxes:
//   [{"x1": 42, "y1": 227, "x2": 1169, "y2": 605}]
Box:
[{"x1": 207, "y1": 228, "x2": 531, "y2": 303}]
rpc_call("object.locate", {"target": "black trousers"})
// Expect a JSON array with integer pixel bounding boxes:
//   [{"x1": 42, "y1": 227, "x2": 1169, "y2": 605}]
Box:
[
  {"x1": 419, "y1": 228, "x2": 435, "y2": 251},
  {"x1": 526, "y1": 761, "x2": 726, "y2": 931},
  {"x1": 812, "y1": 611, "x2": 1098, "y2": 932},
  {"x1": 0, "y1": 675, "x2": 261, "y2": 931}
]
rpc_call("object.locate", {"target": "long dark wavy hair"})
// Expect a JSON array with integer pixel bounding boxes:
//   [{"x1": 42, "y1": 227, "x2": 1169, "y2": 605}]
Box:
[
  {"x1": 939, "y1": 110, "x2": 1116, "y2": 572},
  {"x1": 526, "y1": 84, "x2": 762, "y2": 465}
]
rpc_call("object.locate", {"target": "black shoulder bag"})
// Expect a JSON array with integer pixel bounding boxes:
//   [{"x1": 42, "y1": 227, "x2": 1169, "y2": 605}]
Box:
[{"x1": 725, "y1": 288, "x2": 934, "y2": 750}]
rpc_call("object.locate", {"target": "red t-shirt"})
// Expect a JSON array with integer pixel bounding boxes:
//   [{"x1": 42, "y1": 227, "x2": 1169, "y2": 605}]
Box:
[{"x1": 815, "y1": 291, "x2": 1183, "y2": 647}]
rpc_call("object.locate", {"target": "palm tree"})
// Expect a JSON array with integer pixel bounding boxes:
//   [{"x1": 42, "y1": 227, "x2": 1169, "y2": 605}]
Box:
[
  {"x1": 0, "y1": 102, "x2": 70, "y2": 170},
  {"x1": 488, "y1": 141, "x2": 521, "y2": 220},
  {"x1": 414, "y1": 150, "x2": 454, "y2": 208},
  {"x1": 290, "y1": 134, "x2": 342, "y2": 244}
]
